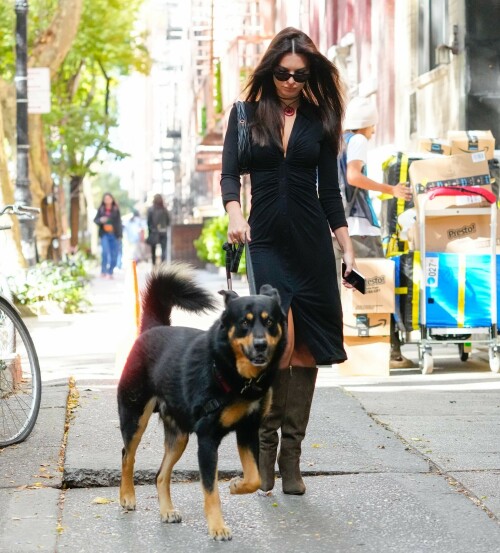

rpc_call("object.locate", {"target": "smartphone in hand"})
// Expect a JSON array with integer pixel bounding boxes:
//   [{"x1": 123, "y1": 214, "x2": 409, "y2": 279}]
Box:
[{"x1": 341, "y1": 262, "x2": 366, "y2": 294}]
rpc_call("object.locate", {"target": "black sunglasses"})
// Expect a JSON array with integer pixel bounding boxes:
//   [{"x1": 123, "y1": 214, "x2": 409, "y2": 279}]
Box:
[{"x1": 273, "y1": 69, "x2": 310, "y2": 83}]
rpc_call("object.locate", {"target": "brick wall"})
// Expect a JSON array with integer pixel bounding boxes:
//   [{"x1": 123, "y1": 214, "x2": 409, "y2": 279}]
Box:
[{"x1": 171, "y1": 224, "x2": 204, "y2": 267}]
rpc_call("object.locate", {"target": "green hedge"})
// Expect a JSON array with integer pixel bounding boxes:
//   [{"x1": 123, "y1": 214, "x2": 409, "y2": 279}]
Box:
[
  {"x1": 193, "y1": 215, "x2": 246, "y2": 273},
  {"x1": 9, "y1": 252, "x2": 93, "y2": 314}
]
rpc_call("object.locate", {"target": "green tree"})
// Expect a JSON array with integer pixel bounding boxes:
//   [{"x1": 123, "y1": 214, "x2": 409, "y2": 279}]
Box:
[
  {"x1": 91, "y1": 173, "x2": 135, "y2": 215},
  {"x1": 0, "y1": 0, "x2": 150, "y2": 259},
  {"x1": 0, "y1": 0, "x2": 84, "y2": 262},
  {"x1": 45, "y1": 0, "x2": 150, "y2": 250}
]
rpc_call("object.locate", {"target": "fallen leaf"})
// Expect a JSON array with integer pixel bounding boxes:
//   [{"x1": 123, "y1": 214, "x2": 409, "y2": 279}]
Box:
[
  {"x1": 92, "y1": 497, "x2": 115, "y2": 505},
  {"x1": 27, "y1": 482, "x2": 45, "y2": 489}
]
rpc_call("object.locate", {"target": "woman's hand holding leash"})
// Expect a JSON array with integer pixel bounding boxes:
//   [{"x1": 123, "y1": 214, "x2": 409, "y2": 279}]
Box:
[{"x1": 226, "y1": 201, "x2": 251, "y2": 244}]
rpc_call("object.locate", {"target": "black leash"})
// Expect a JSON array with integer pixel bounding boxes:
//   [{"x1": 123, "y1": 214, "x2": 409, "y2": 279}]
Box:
[{"x1": 222, "y1": 240, "x2": 256, "y2": 294}]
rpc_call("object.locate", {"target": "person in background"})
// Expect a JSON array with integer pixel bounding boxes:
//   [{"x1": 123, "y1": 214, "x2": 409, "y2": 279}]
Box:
[
  {"x1": 341, "y1": 95, "x2": 413, "y2": 368},
  {"x1": 94, "y1": 192, "x2": 122, "y2": 279},
  {"x1": 221, "y1": 27, "x2": 354, "y2": 496},
  {"x1": 116, "y1": 232, "x2": 123, "y2": 271},
  {"x1": 147, "y1": 194, "x2": 171, "y2": 266},
  {"x1": 124, "y1": 209, "x2": 146, "y2": 263}
]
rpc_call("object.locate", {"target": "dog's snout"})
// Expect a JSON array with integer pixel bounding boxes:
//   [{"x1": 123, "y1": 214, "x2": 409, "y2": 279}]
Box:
[{"x1": 253, "y1": 338, "x2": 268, "y2": 352}]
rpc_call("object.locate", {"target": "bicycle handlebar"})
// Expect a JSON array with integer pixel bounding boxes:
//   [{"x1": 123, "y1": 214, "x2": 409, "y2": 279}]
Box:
[{"x1": 0, "y1": 204, "x2": 41, "y2": 219}]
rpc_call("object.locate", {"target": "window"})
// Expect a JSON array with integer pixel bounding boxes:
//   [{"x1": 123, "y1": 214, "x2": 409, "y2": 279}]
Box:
[{"x1": 418, "y1": 0, "x2": 449, "y2": 74}]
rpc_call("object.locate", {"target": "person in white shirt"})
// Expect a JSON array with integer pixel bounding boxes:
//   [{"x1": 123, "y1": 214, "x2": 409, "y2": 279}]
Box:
[{"x1": 342, "y1": 96, "x2": 413, "y2": 368}]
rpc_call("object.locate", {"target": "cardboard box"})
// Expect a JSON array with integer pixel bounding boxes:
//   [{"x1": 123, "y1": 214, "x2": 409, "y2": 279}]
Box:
[
  {"x1": 414, "y1": 184, "x2": 494, "y2": 214},
  {"x1": 339, "y1": 336, "x2": 391, "y2": 376},
  {"x1": 447, "y1": 130, "x2": 496, "y2": 160},
  {"x1": 418, "y1": 138, "x2": 451, "y2": 156},
  {"x1": 343, "y1": 312, "x2": 391, "y2": 337},
  {"x1": 341, "y1": 258, "x2": 395, "y2": 314},
  {"x1": 409, "y1": 152, "x2": 492, "y2": 212},
  {"x1": 408, "y1": 214, "x2": 500, "y2": 253}
]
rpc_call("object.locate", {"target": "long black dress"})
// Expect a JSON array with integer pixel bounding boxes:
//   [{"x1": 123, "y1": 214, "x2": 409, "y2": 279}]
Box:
[{"x1": 220, "y1": 101, "x2": 347, "y2": 364}]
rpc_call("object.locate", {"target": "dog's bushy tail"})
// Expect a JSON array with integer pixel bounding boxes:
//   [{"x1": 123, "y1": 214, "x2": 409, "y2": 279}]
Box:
[{"x1": 140, "y1": 262, "x2": 217, "y2": 333}]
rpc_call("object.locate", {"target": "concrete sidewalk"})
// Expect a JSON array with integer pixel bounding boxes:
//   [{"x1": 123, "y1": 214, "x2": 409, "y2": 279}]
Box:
[{"x1": 1, "y1": 262, "x2": 500, "y2": 551}]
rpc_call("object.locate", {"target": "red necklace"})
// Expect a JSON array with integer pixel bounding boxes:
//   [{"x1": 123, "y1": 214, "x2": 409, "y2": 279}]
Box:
[{"x1": 279, "y1": 96, "x2": 300, "y2": 116}]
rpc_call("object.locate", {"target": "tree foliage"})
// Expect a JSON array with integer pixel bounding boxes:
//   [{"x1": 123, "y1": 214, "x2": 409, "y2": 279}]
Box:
[
  {"x1": 0, "y1": 0, "x2": 150, "y2": 255},
  {"x1": 45, "y1": 0, "x2": 150, "y2": 179},
  {"x1": 91, "y1": 172, "x2": 136, "y2": 215}
]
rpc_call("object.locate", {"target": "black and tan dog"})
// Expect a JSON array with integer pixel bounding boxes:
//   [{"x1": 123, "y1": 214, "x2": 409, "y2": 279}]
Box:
[{"x1": 117, "y1": 263, "x2": 287, "y2": 540}]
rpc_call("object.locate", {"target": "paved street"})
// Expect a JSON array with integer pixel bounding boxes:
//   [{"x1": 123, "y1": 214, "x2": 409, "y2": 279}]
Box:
[{"x1": 1, "y1": 261, "x2": 500, "y2": 552}]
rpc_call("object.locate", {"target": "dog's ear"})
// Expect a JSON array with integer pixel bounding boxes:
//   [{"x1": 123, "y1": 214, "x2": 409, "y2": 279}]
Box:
[
  {"x1": 259, "y1": 284, "x2": 281, "y2": 305},
  {"x1": 259, "y1": 285, "x2": 286, "y2": 320},
  {"x1": 218, "y1": 289, "x2": 239, "y2": 306}
]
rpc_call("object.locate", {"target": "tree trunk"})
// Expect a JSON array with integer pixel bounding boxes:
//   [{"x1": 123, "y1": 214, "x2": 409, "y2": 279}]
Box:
[
  {"x1": 0, "y1": 93, "x2": 24, "y2": 268},
  {"x1": 27, "y1": 0, "x2": 84, "y2": 259},
  {"x1": 69, "y1": 175, "x2": 83, "y2": 249}
]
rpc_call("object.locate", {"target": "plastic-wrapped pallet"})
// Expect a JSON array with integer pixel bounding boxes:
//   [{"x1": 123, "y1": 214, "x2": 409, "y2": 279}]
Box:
[{"x1": 394, "y1": 252, "x2": 499, "y2": 332}]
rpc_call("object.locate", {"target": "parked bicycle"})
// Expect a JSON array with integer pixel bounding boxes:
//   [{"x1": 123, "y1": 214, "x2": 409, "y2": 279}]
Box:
[{"x1": 0, "y1": 204, "x2": 41, "y2": 447}]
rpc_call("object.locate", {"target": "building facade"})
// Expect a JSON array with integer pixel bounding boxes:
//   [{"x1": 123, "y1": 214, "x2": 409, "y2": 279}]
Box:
[{"x1": 124, "y1": 0, "x2": 499, "y2": 227}]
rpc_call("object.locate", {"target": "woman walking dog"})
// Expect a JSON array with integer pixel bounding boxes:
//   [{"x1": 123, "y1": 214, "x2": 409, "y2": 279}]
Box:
[{"x1": 221, "y1": 27, "x2": 354, "y2": 495}]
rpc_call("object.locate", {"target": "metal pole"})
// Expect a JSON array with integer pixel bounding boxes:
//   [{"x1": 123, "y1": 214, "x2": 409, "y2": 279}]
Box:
[{"x1": 15, "y1": 0, "x2": 36, "y2": 266}]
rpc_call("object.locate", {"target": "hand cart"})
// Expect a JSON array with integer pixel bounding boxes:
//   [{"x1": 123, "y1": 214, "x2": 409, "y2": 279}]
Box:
[{"x1": 417, "y1": 187, "x2": 499, "y2": 374}]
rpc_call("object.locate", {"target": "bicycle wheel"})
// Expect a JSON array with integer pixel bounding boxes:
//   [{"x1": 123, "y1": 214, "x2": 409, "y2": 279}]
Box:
[{"x1": 0, "y1": 295, "x2": 41, "y2": 447}]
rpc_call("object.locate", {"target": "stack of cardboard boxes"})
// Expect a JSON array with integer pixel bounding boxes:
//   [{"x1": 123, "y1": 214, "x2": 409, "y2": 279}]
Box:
[
  {"x1": 397, "y1": 131, "x2": 497, "y2": 332},
  {"x1": 418, "y1": 130, "x2": 495, "y2": 159},
  {"x1": 340, "y1": 258, "x2": 395, "y2": 376},
  {"x1": 340, "y1": 130, "x2": 497, "y2": 374},
  {"x1": 408, "y1": 150, "x2": 496, "y2": 252}
]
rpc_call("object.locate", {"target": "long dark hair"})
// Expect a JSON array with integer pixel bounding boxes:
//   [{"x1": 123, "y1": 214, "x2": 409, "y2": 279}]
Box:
[
  {"x1": 100, "y1": 192, "x2": 118, "y2": 211},
  {"x1": 152, "y1": 194, "x2": 165, "y2": 209},
  {"x1": 244, "y1": 27, "x2": 345, "y2": 155}
]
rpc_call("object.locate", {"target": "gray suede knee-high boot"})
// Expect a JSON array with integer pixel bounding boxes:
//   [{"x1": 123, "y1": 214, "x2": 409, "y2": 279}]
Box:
[
  {"x1": 277, "y1": 366, "x2": 318, "y2": 495},
  {"x1": 258, "y1": 368, "x2": 290, "y2": 492}
]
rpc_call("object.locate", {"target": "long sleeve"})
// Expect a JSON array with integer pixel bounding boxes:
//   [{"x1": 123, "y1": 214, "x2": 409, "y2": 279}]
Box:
[
  {"x1": 94, "y1": 207, "x2": 102, "y2": 226},
  {"x1": 317, "y1": 138, "x2": 348, "y2": 232},
  {"x1": 220, "y1": 105, "x2": 242, "y2": 208}
]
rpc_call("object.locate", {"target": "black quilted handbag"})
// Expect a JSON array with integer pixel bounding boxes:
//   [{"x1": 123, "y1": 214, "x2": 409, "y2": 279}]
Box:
[{"x1": 235, "y1": 101, "x2": 251, "y2": 175}]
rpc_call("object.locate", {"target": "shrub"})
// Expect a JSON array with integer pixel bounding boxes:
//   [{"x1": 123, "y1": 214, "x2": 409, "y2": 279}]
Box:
[
  {"x1": 193, "y1": 216, "x2": 246, "y2": 273},
  {"x1": 8, "y1": 252, "x2": 93, "y2": 314}
]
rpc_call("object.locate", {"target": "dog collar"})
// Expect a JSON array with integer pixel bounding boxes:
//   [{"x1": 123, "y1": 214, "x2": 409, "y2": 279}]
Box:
[
  {"x1": 212, "y1": 362, "x2": 267, "y2": 398},
  {"x1": 200, "y1": 364, "x2": 268, "y2": 419},
  {"x1": 213, "y1": 363, "x2": 233, "y2": 394}
]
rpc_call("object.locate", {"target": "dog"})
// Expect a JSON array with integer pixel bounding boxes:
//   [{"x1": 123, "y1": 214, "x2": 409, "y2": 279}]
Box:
[{"x1": 117, "y1": 263, "x2": 287, "y2": 540}]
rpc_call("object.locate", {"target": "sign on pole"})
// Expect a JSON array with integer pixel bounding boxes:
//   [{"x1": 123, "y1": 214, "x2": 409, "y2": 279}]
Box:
[{"x1": 28, "y1": 67, "x2": 51, "y2": 114}]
